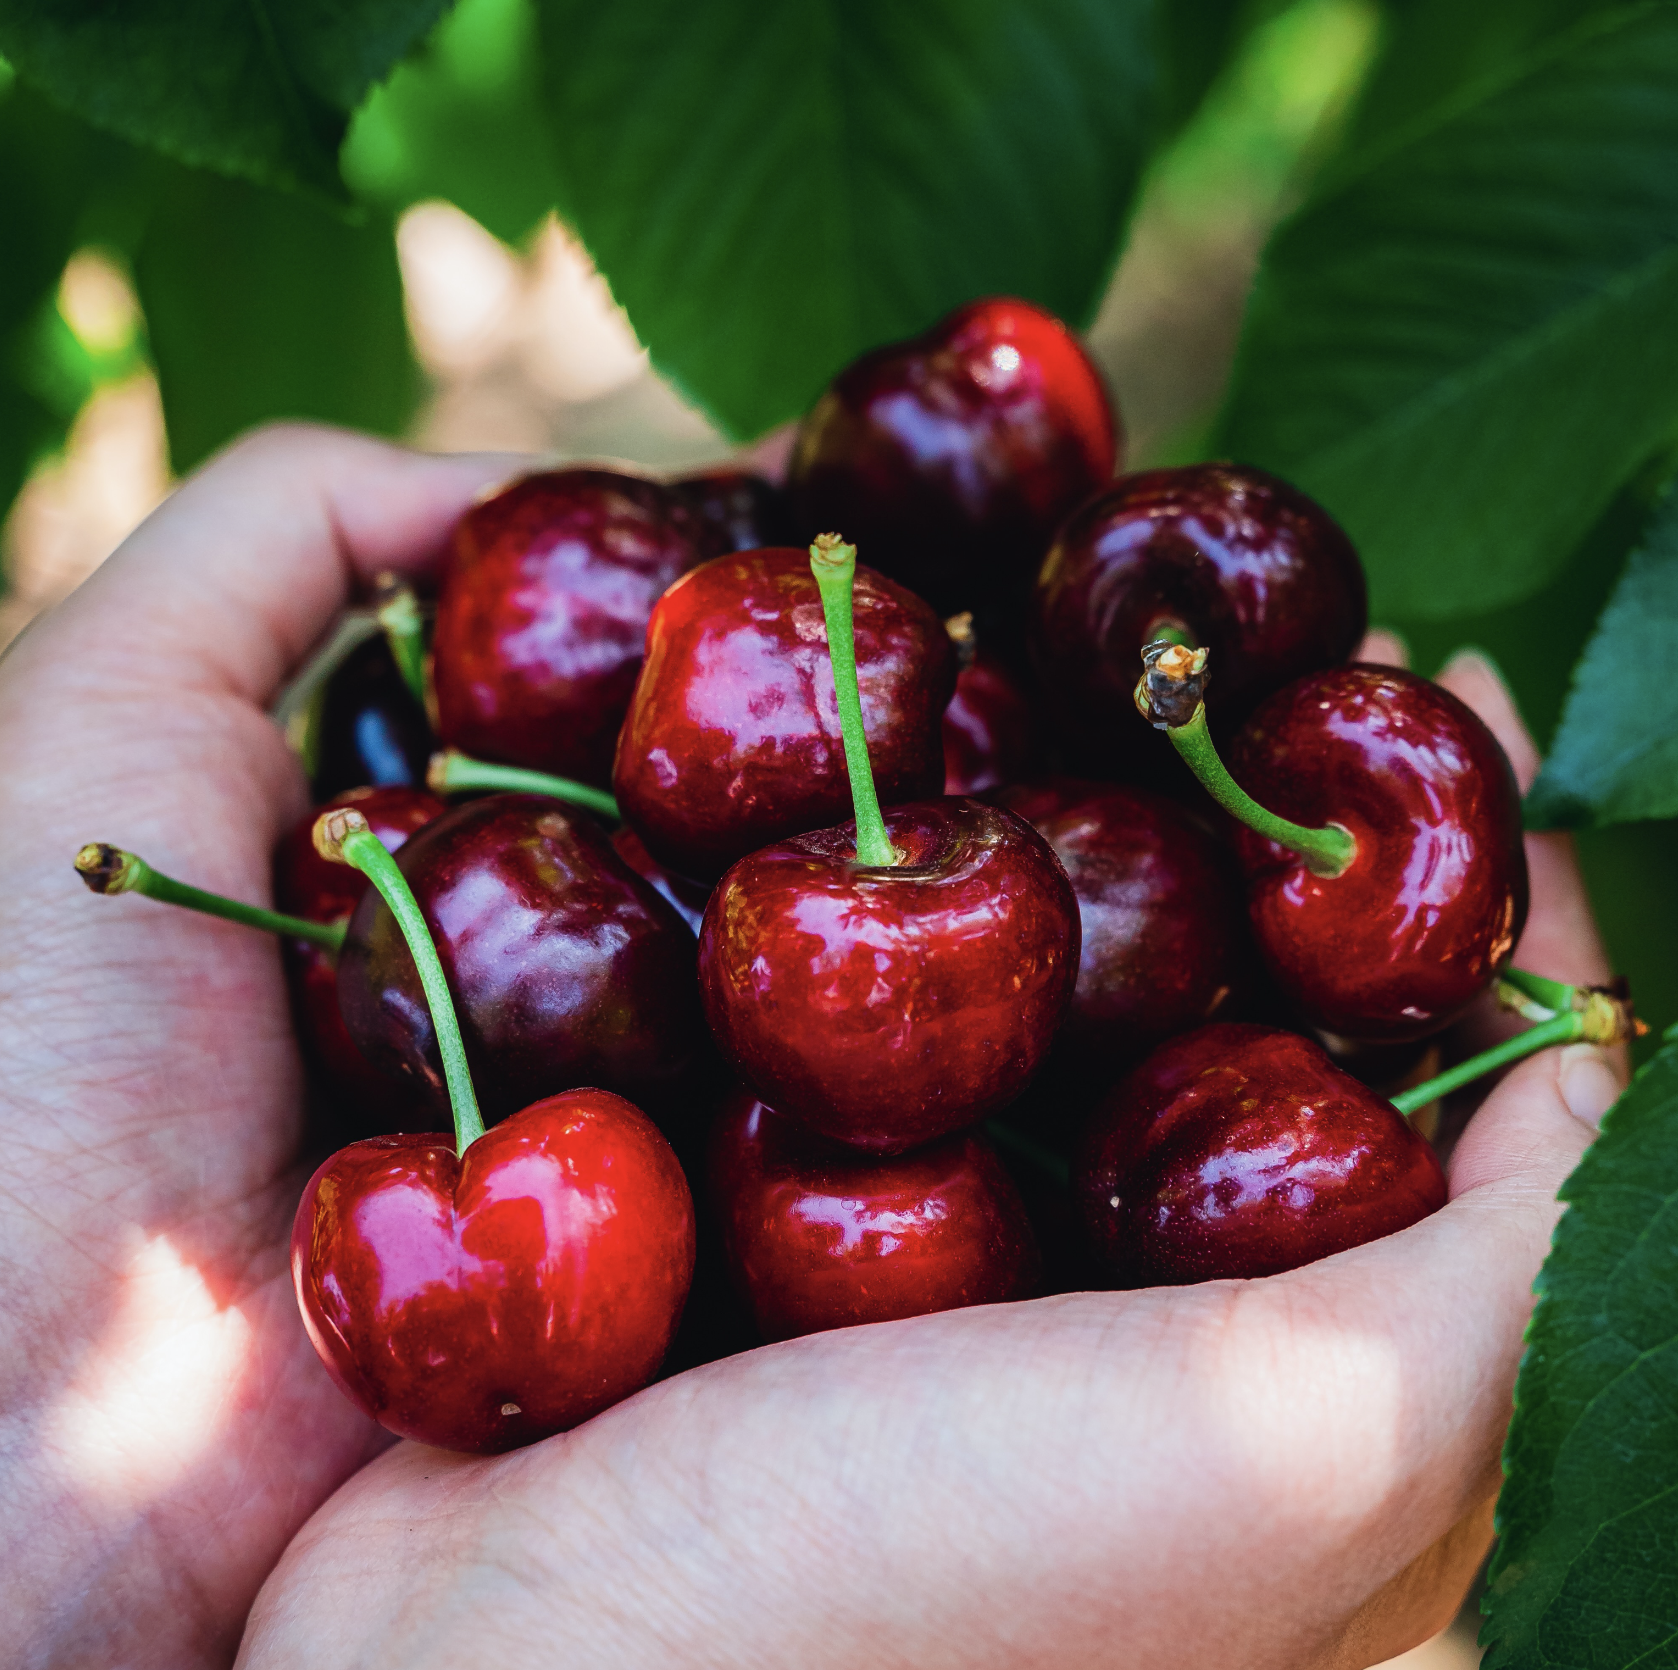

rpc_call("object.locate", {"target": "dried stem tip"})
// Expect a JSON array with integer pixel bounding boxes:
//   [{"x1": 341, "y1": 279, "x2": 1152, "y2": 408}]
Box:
[
  {"x1": 373, "y1": 570, "x2": 420, "y2": 626},
  {"x1": 809, "y1": 532, "x2": 856, "y2": 573},
  {"x1": 425, "y1": 751, "x2": 452, "y2": 795},
  {"x1": 1135, "y1": 640, "x2": 1211, "y2": 730},
  {"x1": 944, "y1": 611, "x2": 977, "y2": 670},
  {"x1": 313, "y1": 808, "x2": 372, "y2": 865},
  {"x1": 1579, "y1": 983, "x2": 1647, "y2": 1046},
  {"x1": 74, "y1": 842, "x2": 138, "y2": 894}
]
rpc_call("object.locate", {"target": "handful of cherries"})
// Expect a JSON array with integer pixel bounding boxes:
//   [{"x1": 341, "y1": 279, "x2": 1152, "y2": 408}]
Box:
[{"x1": 75, "y1": 295, "x2": 1639, "y2": 1456}]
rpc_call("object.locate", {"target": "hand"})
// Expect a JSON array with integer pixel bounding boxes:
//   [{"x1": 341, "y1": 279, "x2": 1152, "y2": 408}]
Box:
[
  {"x1": 239, "y1": 636, "x2": 1620, "y2": 1664},
  {"x1": 0, "y1": 427, "x2": 516, "y2": 1666}
]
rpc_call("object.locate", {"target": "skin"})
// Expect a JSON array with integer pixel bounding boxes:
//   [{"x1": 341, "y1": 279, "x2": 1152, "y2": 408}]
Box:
[{"x1": 0, "y1": 428, "x2": 1625, "y2": 1668}]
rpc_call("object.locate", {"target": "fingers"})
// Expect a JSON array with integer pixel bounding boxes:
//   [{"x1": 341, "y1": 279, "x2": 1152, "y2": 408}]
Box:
[{"x1": 1355, "y1": 628, "x2": 1408, "y2": 668}]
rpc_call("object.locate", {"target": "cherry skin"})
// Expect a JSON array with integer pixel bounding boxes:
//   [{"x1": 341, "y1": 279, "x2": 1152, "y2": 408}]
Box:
[
  {"x1": 310, "y1": 632, "x2": 435, "y2": 800},
  {"x1": 610, "y1": 825, "x2": 711, "y2": 935},
  {"x1": 942, "y1": 637, "x2": 1040, "y2": 794},
  {"x1": 613, "y1": 547, "x2": 954, "y2": 881},
  {"x1": 709, "y1": 1088, "x2": 1040, "y2": 1342},
  {"x1": 1074, "y1": 1023, "x2": 1446, "y2": 1285},
  {"x1": 431, "y1": 468, "x2": 709, "y2": 789},
  {"x1": 673, "y1": 468, "x2": 795, "y2": 554},
  {"x1": 698, "y1": 798, "x2": 1079, "y2": 1154},
  {"x1": 989, "y1": 779, "x2": 1249, "y2": 1072},
  {"x1": 787, "y1": 296, "x2": 1118, "y2": 637},
  {"x1": 337, "y1": 793, "x2": 706, "y2": 1123},
  {"x1": 1031, "y1": 464, "x2": 1366, "y2": 773},
  {"x1": 1226, "y1": 664, "x2": 1528, "y2": 1042},
  {"x1": 274, "y1": 784, "x2": 447, "y2": 1136},
  {"x1": 293, "y1": 1088, "x2": 696, "y2": 1454}
]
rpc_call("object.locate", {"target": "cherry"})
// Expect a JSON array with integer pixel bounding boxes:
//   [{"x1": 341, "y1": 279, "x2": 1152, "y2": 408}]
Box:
[
  {"x1": 989, "y1": 778, "x2": 1250, "y2": 1073},
  {"x1": 1031, "y1": 464, "x2": 1366, "y2": 774},
  {"x1": 613, "y1": 545, "x2": 954, "y2": 881},
  {"x1": 336, "y1": 792, "x2": 706, "y2": 1122},
  {"x1": 1074, "y1": 1023, "x2": 1446, "y2": 1285},
  {"x1": 431, "y1": 468, "x2": 709, "y2": 789},
  {"x1": 787, "y1": 297, "x2": 1118, "y2": 638},
  {"x1": 941, "y1": 612, "x2": 1040, "y2": 795},
  {"x1": 695, "y1": 539, "x2": 1078, "y2": 1154},
  {"x1": 610, "y1": 825, "x2": 711, "y2": 935},
  {"x1": 1139, "y1": 648, "x2": 1528, "y2": 1042},
  {"x1": 674, "y1": 468, "x2": 795, "y2": 553},
  {"x1": 309, "y1": 632, "x2": 436, "y2": 800},
  {"x1": 708, "y1": 1088, "x2": 1040, "y2": 1342},
  {"x1": 294, "y1": 812, "x2": 694, "y2": 1454}
]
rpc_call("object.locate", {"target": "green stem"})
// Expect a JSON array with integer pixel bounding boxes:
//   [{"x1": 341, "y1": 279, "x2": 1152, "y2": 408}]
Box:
[
  {"x1": 318, "y1": 811, "x2": 485, "y2": 1156},
  {"x1": 374, "y1": 572, "x2": 429, "y2": 712},
  {"x1": 809, "y1": 535, "x2": 896, "y2": 868},
  {"x1": 1499, "y1": 966, "x2": 1577, "y2": 1016},
  {"x1": 74, "y1": 843, "x2": 346, "y2": 951},
  {"x1": 1391, "y1": 1013, "x2": 1584, "y2": 1115},
  {"x1": 428, "y1": 748, "x2": 620, "y2": 819}
]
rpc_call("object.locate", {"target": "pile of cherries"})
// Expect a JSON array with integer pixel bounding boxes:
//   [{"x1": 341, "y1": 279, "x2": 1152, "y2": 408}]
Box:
[{"x1": 78, "y1": 296, "x2": 1635, "y2": 1456}]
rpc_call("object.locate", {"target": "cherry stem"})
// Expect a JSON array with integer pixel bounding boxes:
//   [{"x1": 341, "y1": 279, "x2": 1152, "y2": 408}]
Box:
[
  {"x1": 316, "y1": 810, "x2": 485, "y2": 1156},
  {"x1": 1134, "y1": 642, "x2": 1356, "y2": 880},
  {"x1": 1390, "y1": 981, "x2": 1639, "y2": 1116},
  {"x1": 427, "y1": 748, "x2": 620, "y2": 820},
  {"x1": 809, "y1": 534, "x2": 896, "y2": 868},
  {"x1": 374, "y1": 571, "x2": 429, "y2": 712},
  {"x1": 1500, "y1": 966, "x2": 1578, "y2": 1016},
  {"x1": 74, "y1": 843, "x2": 346, "y2": 951}
]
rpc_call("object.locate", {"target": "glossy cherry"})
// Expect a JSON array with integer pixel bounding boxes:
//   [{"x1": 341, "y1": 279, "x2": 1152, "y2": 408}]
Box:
[
  {"x1": 310, "y1": 632, "x2": 436, "y2": 799},
  {"x1": 787, "y1": 297, "x2": 1118, "y2": 636},
  {"x1": 709, "y1": 1088, "x2": 1039, "y2": 1341},
  {"x1": 431, "y1": 468, "x2": 709, "y2": 789},
  {"x1": 674, "y1": 468, "x2": 795, "y2": 554},
  {"x1": 1032, "y1": 464, "x2": 1366, "y2": 773},
  {"x1": 337, "y1": 793, "x2": 706, "y2": 1122},
  {"x1": 1221, "y1": 664, "x2": 1528, "y2": 1042},
  {"x1": 613, "y1": 547, "x2": 954, "y2": 881},
  {"x1": 990, "y1": 778, "x2": 1249, "y2": 1072},
  {"x1": 941, "y1": 614, "x2": 1040, "y2": 794},
  {"x1": 699, "y1": 798, "x2": 1079, "y2": 1153},
  {"x1": 1074, "y1": 1023, "x2": 1446, "y2": 1285},
  {"x1": 609, "y1": 825, "x2": 711, "y2": 935}
]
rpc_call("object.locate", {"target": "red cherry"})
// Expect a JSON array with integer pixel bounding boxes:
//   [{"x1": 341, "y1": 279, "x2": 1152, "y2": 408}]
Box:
[
  {"x1": 1032, "y1": 464, "x2": 1366, "y2": 773},
  {"x1": 673, "y1": 468, "x2": 795, "y2": 554},
  {"x1": 337, "y1": 794, "x2": 706, "y2": 1122},
  {"x1": 612, "y1": 547, "x2": 954, "y2": 881},
  {"x1": 709, "y1": 1088, "x2": 1039, "y2": 1341},
  {"x1": 1226, "y1": 665, "x2": 1528, "y2": 1041},
  {"x1": 697, "y1": 798, "x2": 1079, "y2": 1154},
  {"x1": 431, "y1": 469, "x2": 709, "y2": 788},
  {"x1": 292, "y1": 1088, "x2": 695, "y2": 1454},
  {"x1": 609, "y1": 825, "x2": 711, "y2": 935},
  {"x1": 990, "y1": 779, "x2": 1250, "y2": 1070},
  {"x1": 788, "y1": 297, "x2": 1117, "y2": 638},
  {"x1": 942, "y1": 625, "x2": 1040, "y2": 795},
  {"x1": 1074, "y1": 1023, "x2": 1446, "y2": 1285}
]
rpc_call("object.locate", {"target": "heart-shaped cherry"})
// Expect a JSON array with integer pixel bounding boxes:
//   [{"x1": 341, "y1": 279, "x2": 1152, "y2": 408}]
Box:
[
  {"x1": 696, "y1": 539, "x2": 1078, "y2": 1153},
  {"x1": 1032, "y1": 464, "x2": 1366, "y2": 775},
  {"x1": 431, "y1": 468, "x2": 709, "y2": 789},
  {"x1": 941, "y1": 612, "x2": 1040, "y2": 794},
  {"x1": 709, "y1": 1087, "x2": 1039, "y2": 1341},
  {"x1": 294, "y1": 810, "x2": 694, "y2": 1453},
  {"x1": 788, "y1": 297, "x2": 1117, "y2": 645},
  {"x1": 613, "y1": 545, "x2": 954, "y2": 881},
  {"x1": 308, "y1": 631, "x2": 436, "y2": 800},
  {"x1": 674, "y1": 468, "x2": 795, "y2": 554},
  {"x1": 1138, "y1": 647, "x2": 1528, "y2": 1042},
  {"x1": 1074, "y1": 1023, "x2": 1446, "y2": 1285}
]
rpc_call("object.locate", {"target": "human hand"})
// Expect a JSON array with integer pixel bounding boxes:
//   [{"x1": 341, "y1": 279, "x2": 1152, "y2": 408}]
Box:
[{"x1": 237, "y1": 632, "x2": 1621, "y2": 1666}]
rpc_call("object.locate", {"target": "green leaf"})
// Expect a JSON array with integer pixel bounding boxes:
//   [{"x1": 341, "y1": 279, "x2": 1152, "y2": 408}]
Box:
[
  {"x1": 0, "y1": 0, "x2": 451, "y2": 197},
  {"x1": 1216, "y1": 3, "x2": 1678, "y2": 619},
  {"x1": 1483, "y1": 1038, "x2": 1678, "y2": 1668},
  {"x1": 535, "y1": 0, "x2": 1155, "y2": 440},
  {"x1": 133, "y1": 167, "x2": 418, "y2": 475},
  {"x1": 1525, "y1": 479, "x2": 1678, "y2": 832}
]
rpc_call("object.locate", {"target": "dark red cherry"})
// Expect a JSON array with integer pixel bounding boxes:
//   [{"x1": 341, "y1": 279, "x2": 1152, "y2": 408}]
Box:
[
  {"x1": 337, "y1": 794, "x2": 706, "y2": 1122},
  {"x1": 610, "y1": 825, "x2": 711, "y2": 935},
  {"x1": 310, "y1": 633, "x2": 436, "y2": 800},
  {"x1": 941, "y1": 614, "x2": 1040, "y2": 795},
  {"x1": 613, "y1": 547, "x2": 954, "y2": 881},
  {"x1": 990, "y1": 779, "x2": 1249, "y2": 1072},
  {"x1": 293, "y1": 1088, "x2": 695, "y2": 1454},
  {"x1": 431, "y1": 468, "x2": 709, "y2": 788},
  {"x1": 1031, "y1": 464, "x2": 1366, "y2": 773},
  {"x1": 275, "y1": 784, "x2": 447, "y2": 1135},
  {"x1": 1226, "y1": 665, "x2": 1527, "y2": 1042},
  {"x1": 788, "y1": 297, "x2": 1118, "y2": 637},
  {"x1": 1074, "y1": 1023, "x2": 1446, "y2": 1285},
  {"x1": 673, "y1": 468, "x2": 795, "y2": 554},
  {"x1": 698, "y1": 798, "x2": 1078, "y2": 1154},
  {"x1": 709, "y1": 1088, "x2": 1039, "y2": 1341}
]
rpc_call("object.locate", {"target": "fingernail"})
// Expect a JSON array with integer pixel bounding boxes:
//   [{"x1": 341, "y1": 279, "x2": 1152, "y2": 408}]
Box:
[
  {"x1": 1438, "y1": 646, "x2": 1509, "y2": 691},
  {"x1": 1558, "y1": 1044, "x2": 1621, "y2": 1129}
]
